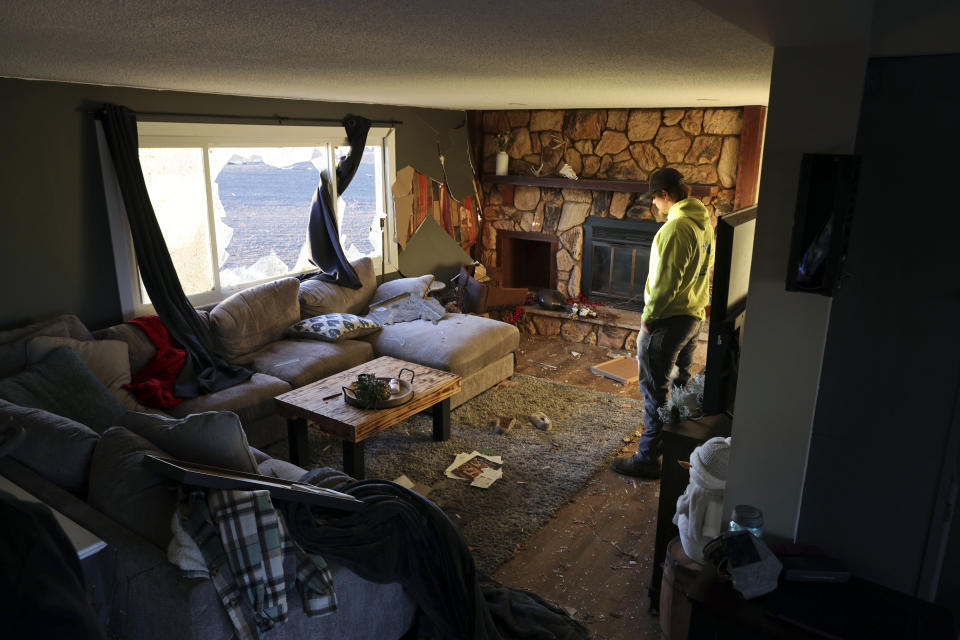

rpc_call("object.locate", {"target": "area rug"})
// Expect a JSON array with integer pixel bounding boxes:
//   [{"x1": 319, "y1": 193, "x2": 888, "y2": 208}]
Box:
[{"x1": 264, "y1": 374, "x2": 642, "y2": 574}]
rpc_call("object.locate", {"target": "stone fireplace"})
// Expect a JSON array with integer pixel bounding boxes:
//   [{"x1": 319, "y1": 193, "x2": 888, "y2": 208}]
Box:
[{"x1": 472, "y1": 107, "x2": 755, "y2": 300}]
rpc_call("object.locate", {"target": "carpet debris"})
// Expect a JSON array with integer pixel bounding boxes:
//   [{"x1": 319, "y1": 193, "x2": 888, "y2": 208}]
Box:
[
  {"x1": 530, "y1": 411, "x2": 552, "y2": 431},
  {"x1": 494, "y1": 416, "x2": 517, "y2": 434},
  {"x1": 278, "y1": 374, "x2": 647, "y2": 574}
]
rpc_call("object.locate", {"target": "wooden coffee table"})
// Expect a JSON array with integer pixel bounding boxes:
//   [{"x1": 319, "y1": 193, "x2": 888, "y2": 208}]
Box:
[{"x1": 274, "y1": 356, "x2": 461, "y2": 479}]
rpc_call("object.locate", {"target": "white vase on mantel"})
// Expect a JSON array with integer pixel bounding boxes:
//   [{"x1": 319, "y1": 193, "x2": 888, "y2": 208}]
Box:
[{"x1": 495, "y1": 151, "x2": 509, "y2": 176}]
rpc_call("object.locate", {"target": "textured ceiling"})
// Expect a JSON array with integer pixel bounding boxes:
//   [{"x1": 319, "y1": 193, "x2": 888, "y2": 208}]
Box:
[{"x1": 0, "y1": 0, "x2": 773, "y2": 110}]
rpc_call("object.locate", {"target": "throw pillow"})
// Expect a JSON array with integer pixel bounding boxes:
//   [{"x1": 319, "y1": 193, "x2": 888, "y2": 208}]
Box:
[
  {"x1": 298, "y1": 257, "x2": 377, "y2": 317},
  {"x1": 93, "y1": 323, "x2": 158, "y2": 375},
  {"x1": 26, "y1": 336, "x2": 130, "y2": 389},
  {"x1": 287, "y1": 314, "x2": 382, "y2": 342},
  {"x1": 1, "y1": 399, "x2": 100, "y2": 496},
  {"x1": 370, "y1": 274, "x2": 435, "y2": 306},
  {"x1": 0, "y1": 315, "x2": 87, "y2": 379},
  {"x1": 25, "y1": 335, "x2": 155, "y2": 413},
  {"x1": 88, "y1": 426, "x2": 178, "y2": 549},
  {"x1": 118, "y1": 410, "x2": 258, "y2": 473},
  {"x1": 0, "y1": 346, "x2": 126, "y2": 434}
]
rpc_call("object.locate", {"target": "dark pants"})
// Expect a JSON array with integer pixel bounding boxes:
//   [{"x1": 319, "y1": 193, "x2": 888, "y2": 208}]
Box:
[{"x1": 635, "y1": 315, "x2": 702, "y2": 462}]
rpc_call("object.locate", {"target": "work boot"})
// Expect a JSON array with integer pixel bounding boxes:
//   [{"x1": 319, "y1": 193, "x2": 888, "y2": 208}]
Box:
[{"x1": 610, "y1": 454, "x2": 661, "y2": 479}]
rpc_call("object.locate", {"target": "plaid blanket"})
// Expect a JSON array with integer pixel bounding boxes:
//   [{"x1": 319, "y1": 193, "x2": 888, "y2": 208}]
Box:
[{"x1": 180, "y1": 488, "x2": 336, "y2": 640}]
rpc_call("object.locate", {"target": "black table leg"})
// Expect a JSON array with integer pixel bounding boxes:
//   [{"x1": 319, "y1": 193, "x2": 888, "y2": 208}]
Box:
[
  {"x1": 343, "y1": 441, "x2": 365, "y2": 480},
  {"x1": 287, "y1": 418, "x2": 308, "y2": 467},
  {"x1": 432, "y1": 398, "x2": 451, "y2": 441}
]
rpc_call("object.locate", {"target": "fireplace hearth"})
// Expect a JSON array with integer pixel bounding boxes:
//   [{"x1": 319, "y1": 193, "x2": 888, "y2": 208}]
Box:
[{"x1": 581, "y1": 216, "x2": 661, "y2": 311}]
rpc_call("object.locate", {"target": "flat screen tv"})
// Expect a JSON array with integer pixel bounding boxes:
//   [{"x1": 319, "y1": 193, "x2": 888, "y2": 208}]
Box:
[{"x1": 702, "y1": 204, "x2": 757, "y2": 416}]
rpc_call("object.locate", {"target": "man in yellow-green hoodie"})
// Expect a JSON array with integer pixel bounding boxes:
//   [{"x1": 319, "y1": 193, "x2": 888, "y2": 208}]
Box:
[{"x1": 611, "y1": 168, "x2": 714, "y2": 478}]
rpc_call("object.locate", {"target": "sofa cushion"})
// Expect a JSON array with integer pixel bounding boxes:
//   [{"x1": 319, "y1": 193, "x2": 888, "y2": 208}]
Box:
[
  {"x1": 167, "y1": 373, "x2": 291, "y2": 425},
  {"x1": 370, "y1": 275, "x2": 434, "y2": 305},
  {"x1": 0, "y1": 346, "x2": 126, "y2": 434},
  {"x1": 287, "y1": 314, "x2": 382, "y2": 343},
  {"x1": 298, "y1": 257, "x2": 377, "y2": 317},
  {"x1": 118, "y1": 410, "x2": 259, "y2": 473},
  {"x1": 362, "y1": 313, "x2": 520, "y2": 378},
  {"x1": 210, "y1": 277, "x2": 301, "y2": 361},
  {"x1": 257, "y1": 457, "x2": 307, "y2": 482},
  {"x1": 88, "y1": 426, "x2": 179, "y2": 549},
  {"x1": 237, "y1": 339, "x2": 373, "y2": 389},
  {"x1": 0, "y1": 399, "x2": 100, "y2": 496},
  {"x1": 92, "y1": 322, "x2": 157, "y2": 375},
  {"x1": 0, "y1": 315, "x2": 93, "y2": 378}
]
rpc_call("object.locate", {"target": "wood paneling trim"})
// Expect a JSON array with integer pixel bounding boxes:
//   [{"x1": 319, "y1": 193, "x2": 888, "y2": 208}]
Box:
[{"x1": 733, "y1": 106, "x2": 766, "y2": 210}]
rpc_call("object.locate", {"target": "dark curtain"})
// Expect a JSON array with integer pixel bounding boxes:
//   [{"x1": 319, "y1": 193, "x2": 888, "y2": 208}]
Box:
[
  {"x1": 307, "y1": 115, "x2": 372, "y2": 289},
  {"x1": 98, "y1": 104, "x2": 253, "y2": 398}
]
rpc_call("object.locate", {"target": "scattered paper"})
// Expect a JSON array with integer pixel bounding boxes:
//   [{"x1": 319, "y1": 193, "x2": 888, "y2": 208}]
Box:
[
  {"x1": 445, "y1": 451, "x2": 503, "y2": 489},
  {"x1": 393, "y1": 474, "x2": 415, "y2": 489}
]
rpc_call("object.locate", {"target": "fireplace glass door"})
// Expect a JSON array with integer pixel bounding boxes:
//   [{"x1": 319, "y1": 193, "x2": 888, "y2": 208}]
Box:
[
  {"x1": 581, "y1": 217, "x2": 661, "y2": 311},
  {"x1": 590, "y1": 240, "x2": 651, "y2": 305}
]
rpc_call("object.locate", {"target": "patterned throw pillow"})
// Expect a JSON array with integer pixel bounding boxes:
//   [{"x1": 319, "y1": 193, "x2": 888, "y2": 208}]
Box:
[{"x1": 287, "y1": 314, "x2": 382, "y2": 342}]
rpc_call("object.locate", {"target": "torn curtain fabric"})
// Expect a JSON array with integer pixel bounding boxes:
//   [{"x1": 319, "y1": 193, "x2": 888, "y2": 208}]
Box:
[
  {"x1": 96, "y1": 104, "x2": 253, "y2": 398},
  {"x1": 307, "y1": 115, "x2": 371, "y2": 289}
]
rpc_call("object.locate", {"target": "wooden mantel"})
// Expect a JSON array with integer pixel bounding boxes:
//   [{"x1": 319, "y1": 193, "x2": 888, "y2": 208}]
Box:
[{"x1": 480, "y1": 173, "x2": 713, "y2": 197}]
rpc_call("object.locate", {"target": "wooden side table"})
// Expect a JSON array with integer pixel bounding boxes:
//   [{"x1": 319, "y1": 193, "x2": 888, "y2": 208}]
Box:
[{"x1": 274, "y1": 356, "x2": 461, "y2": 478}]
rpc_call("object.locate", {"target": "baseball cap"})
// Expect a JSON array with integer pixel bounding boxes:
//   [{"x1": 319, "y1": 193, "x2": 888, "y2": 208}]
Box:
[{"x1": 637, "y1": 167, "x2": 684, "y2": 204}]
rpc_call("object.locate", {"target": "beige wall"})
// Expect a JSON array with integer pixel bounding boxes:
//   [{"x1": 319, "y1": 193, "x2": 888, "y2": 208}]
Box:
[{"x1": 0, "y1": 78, "x2": 472, "y2": 330}]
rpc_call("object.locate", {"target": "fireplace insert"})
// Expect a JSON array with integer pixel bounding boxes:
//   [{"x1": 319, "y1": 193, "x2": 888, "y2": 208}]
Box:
[{"x1": 581, "y1": 216, "x2": 662, "y2": 311}]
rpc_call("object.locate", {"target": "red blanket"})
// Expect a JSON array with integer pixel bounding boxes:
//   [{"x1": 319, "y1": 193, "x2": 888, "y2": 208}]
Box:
[{"x1": 123, "y1": 315, "x2": 185, "y2": 409}]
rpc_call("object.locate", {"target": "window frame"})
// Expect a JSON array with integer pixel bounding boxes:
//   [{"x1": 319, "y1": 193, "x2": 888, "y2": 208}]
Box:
[{"x1": 107, "y1": 120, "x2": 397, "y2": 318}]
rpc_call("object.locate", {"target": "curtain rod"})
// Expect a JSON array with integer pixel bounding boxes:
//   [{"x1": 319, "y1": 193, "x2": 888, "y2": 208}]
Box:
[{"x1": 86, "y1": 109, "x2": 402, "y2": 126}]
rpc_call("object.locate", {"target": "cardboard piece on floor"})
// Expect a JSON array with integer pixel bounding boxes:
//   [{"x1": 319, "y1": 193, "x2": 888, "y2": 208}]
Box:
[
  {"x1": 392, "y1": 474, "x2": 432, "y2": 497},
  {"x1": 398, "y1": 216, "x2": 472, "y2": 285},
  {"x1": 590, "y1": 356, "x2": 640, "y2": 384}
]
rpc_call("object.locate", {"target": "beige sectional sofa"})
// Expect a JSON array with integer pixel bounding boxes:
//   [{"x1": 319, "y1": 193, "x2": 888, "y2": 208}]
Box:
[{"x1": 95, "y1": 257, "x2": 518, "y2": 450}]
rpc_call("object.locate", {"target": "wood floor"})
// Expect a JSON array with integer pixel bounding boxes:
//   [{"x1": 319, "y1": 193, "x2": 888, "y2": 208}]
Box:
[{"x1": 492, "y1": 333, "x2": 673, "y2": 639}]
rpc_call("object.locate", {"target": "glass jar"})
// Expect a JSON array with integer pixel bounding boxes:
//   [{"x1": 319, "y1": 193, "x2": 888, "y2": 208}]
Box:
[{"x1": 729, "y1": 504, "x2": 764, "y2": 538}]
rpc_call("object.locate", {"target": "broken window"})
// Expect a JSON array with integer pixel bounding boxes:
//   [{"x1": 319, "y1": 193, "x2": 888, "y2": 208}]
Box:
[{"x1": 113, "y1": 122, "x2": 396, "y2": 316}]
